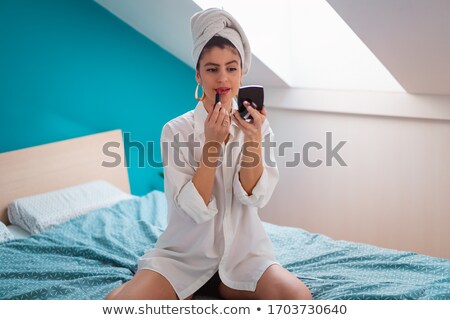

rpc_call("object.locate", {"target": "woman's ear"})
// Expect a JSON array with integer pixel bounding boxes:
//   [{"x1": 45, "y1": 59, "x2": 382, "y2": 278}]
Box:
[{"x1": 195, "y1": 70, "x2": 201, "y2": 84}]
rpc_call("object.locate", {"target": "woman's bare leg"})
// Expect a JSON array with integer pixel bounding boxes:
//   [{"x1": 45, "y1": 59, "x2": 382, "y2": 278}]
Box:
[
  {"x1": 105, "y1": 282, "x2": 128, "y2": 299},
  {"x1": 105, "y1": 270, "x2": 193, "y2": 300},
  {"x1": 218, "y1": 264, "x2": 312, "y2": 300}
]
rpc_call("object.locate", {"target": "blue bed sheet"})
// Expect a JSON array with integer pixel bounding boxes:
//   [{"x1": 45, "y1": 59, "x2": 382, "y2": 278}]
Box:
[{"x1": 0, "y1": 191, "x2": 449, "y2": 299}]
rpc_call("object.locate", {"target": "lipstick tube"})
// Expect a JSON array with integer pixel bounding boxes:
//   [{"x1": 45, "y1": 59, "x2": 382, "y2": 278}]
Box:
[{"x1": 214, "y1": 92, "x2": 221, "y2": 108}]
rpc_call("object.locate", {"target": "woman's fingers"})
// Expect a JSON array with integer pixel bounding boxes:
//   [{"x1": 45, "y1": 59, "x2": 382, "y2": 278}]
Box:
[
  {"x1": 215, "y1": 106, "x2": 228, "y2": 125},
  {"x1": 232, "y1": 110, "x2": 252, "y2": 130},
  {"x1": 244, "y1": 101, "x2": 265, "y2": 127},
  {"x1": 232, "y1": 101, "x2": 266, "y2": 141},
  {"x1": 207, "y1": 103, "x2": 231, "y2": 128},
  {"x1": 208, "y1": 102, "x2": 221, "y2": 123},
  {"x1": 204, "y1": 103, "x2": 231, "y2": 144}
]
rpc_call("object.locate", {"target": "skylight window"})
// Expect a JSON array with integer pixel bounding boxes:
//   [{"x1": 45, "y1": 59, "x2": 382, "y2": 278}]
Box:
[{"x1": 193, "y1": 0, "x2": 405, "y2": 93}]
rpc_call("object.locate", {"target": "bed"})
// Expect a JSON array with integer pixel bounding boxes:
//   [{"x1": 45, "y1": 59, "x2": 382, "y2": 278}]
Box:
[{"x1": 1, "y1": 130, "x2": 449, "y2": 300}]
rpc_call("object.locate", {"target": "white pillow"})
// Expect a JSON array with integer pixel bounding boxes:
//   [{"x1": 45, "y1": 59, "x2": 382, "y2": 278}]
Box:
[
  {"x1": 7, "y1": 180, "x2": 134, "y2": 234},
  {"x1": 0, "y1": 221, "x2": 14, "y2": 243},
  {"x1": 6, "y1": 224, "x2": 32, "y2": 240}
]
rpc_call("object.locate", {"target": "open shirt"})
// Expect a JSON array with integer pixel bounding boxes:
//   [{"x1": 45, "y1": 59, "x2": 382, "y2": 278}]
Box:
[{"x1": 138, "y1": 100, "x2": 280, "y2": 299}]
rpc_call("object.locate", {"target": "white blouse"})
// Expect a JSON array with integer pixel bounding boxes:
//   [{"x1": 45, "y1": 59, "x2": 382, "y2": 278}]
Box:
[{"x1": 138, "y1": 100, "x2": 280, "y2": 299}]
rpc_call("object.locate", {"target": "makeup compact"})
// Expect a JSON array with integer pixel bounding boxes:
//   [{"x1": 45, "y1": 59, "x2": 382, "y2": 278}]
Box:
[{"x1": 237, "y1": 85, "x2": 264, "y2": 120}]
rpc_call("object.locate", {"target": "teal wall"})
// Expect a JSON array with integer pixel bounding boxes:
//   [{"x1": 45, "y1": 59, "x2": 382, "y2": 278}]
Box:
[{"x1": 0, "y1": 0, "x2": 196, "y2": 195}]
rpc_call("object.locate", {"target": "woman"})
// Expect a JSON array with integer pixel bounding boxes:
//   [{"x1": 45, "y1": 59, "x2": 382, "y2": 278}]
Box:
[{"x1": 106, "y1": 8, "x2": 312, "y2": 300}]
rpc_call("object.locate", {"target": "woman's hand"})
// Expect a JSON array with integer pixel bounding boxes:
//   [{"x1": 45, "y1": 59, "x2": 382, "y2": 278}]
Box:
[
  {"x1": 204, "y1": 102, "x2": 231, "y2": 144},
  {"x1": 232, "y1": 101, "x2": 266, "y2": 142}
]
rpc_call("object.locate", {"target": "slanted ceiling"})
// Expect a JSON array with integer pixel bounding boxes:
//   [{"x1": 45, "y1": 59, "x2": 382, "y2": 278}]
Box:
[
  {"x1": 95, "y1": 0, "x2": 450, "y2": 95},
  {"x1": 94, "y1": 0, "x2": 287, "y2": 87},
  {"x1": 326, "y1": 0, "x2": 450, "y2": 95}
]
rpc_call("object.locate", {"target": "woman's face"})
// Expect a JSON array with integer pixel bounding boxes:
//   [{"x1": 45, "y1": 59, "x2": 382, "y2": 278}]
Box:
[{"x1": 196, "y1": 46, "x2": 242, "y2": 111}]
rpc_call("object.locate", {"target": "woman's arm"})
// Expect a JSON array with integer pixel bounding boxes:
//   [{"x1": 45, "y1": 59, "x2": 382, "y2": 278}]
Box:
[
  {"x1": 238, "y1": 138, "x2": 263, "y2": 195},
  {"x1": 232, "y1": 102, "x2": 279, "y2": 207},
  {"x1": 192, "y1": 102, "x2": 229, "y2": 205},
  {"x1": 161, "y1": 122, "x2": 223, "y2": 224},
  {"x1": 192, "y1": 141, "x2": 221, "y2": 205},
  {"x1": 232, "y1": 101, "x2": 265, "y2": 195}
]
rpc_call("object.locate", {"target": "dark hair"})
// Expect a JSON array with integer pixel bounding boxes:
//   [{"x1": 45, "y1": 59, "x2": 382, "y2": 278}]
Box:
[{"x1": 196, "y1": 36, "x2": 242, "y2": 70}]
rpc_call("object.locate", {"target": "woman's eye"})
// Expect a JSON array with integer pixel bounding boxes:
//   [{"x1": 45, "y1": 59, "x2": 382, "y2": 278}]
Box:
[{"x1": 206, "y1": 67, "x2": 237, "y2": 72}]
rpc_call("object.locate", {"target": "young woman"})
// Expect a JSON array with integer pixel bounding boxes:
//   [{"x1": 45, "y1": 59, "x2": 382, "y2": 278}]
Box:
[{"x1": 106, "y1": 8, "x2": 312, "y2": 300}]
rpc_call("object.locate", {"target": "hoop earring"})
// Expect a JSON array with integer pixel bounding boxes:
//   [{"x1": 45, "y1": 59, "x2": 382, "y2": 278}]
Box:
[{"x1": 195, "y1": 83, "x2": 205, "y2": 101}]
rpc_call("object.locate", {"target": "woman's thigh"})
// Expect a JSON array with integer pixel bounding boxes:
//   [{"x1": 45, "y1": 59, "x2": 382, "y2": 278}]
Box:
[
  {"x1": 218, "y1": 264, "x2": 312, "y2": 300},
  {"x1": 105, "y1": 269, "x2": 193, "y2": 300}
]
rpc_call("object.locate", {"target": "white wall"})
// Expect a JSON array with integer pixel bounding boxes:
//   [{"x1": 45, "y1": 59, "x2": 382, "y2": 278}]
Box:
[{"x1": 261, "y1": 107, "x2": 450, "y2": 259}]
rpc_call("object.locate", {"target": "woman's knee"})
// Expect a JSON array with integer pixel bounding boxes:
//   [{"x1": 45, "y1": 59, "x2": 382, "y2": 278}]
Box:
[
  {"x1": 105, "y1": 283, "x2": 127, "y2": 300},
  {"x1": 279, "y1": 281, "x2": 313, "y2": 300},
  {"x1": 257, "y1": 280, "x2": 312, "y2": 300},
  {"x1": 106, "y1": 270, "x2": 178, "y2": 300},
  {"x1": 255, "y1": 265, "x2": 313, "y2": 300}
]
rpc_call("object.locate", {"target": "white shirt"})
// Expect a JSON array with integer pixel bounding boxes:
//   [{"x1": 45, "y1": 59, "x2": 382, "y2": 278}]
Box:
[{"x1": 138, "y1": 100, "x2": 280, "y2": 299}]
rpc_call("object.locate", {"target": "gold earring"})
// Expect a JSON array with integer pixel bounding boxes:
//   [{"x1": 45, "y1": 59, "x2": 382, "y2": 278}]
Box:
[{"x1": 195, "y1": 83, "x2": 205, "y2": 101}]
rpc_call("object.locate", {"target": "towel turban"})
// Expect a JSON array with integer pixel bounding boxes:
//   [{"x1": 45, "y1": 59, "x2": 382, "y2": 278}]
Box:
[{"x1": 191, "y1": 8, "x2": 251, "y2": 75}]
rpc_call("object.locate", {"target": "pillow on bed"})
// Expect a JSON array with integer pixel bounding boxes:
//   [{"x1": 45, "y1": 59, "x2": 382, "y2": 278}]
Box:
[
  {"x1": 6, "y1": 224, "x2": 32, "y2": 240},
  {"x1": 0, "y1": 221, "x2": 14, "y2": 243},
  {"x1": 7, "y1": 180, "x2": 135, "y2": 234}
]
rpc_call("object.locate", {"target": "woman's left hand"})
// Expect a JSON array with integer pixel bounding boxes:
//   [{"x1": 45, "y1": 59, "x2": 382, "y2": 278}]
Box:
[{"x1": 232, "y1": 101, "x2": 267, "y2": 142}]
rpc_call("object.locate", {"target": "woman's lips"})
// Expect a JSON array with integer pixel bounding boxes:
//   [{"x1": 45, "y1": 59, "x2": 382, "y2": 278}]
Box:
[{"x1": 215, "y1": 88, "x2": 231, "y2": 95}]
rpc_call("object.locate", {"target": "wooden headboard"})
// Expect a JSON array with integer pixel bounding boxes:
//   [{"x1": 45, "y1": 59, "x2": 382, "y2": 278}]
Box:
[{"x1": 0, "y1": 130, "x2": 130, "y2": 225}]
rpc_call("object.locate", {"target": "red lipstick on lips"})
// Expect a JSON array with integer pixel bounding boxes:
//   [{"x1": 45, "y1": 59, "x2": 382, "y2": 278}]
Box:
[
  {"x1": 214, "y1": 88, "x2": 230, "y2": 107},
  {"x1": 215, "y1": 87, "x2": 231, "y2": 95}
]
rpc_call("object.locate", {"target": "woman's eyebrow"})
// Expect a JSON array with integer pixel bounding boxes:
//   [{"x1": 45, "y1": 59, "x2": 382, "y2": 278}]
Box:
[
  {"x1": 225, "y1": 60, "x2": 239, "y2": 65},
  {"x1": 204, "y1": 60, "x2": 239, "y2": 67}
]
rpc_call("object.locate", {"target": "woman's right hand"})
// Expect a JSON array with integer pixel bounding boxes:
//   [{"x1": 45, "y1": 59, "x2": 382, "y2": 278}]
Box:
[{"x1": 204, "y1": 102, "x2": 230, "y2": 144}]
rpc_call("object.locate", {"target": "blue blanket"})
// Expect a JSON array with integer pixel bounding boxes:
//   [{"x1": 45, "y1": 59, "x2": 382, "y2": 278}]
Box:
[{"x1": 1, "y1": 191, "x2": 449, "y2": 299}]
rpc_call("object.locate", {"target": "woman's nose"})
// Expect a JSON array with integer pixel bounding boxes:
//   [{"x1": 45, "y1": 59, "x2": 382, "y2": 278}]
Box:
[{"x1": 217, "y1": 69, "x2": 228, "y2": 83}]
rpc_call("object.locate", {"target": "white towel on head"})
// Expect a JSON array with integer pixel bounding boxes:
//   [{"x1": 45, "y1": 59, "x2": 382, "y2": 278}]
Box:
[{"x1": 191, "y1": 8, "x2": 251, "y2": 75}]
